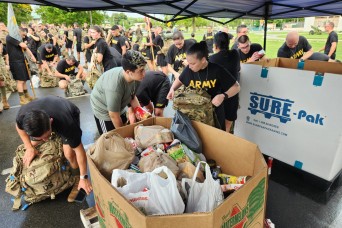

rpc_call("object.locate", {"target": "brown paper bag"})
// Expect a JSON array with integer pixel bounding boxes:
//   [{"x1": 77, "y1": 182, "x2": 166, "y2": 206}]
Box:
[
  {"x1": 177, "y1": 162, "x2": 205, "y2": 182},
  {"x1": 134, "y1": 125, "x2": 174, "y2": 149},
  {"x1": 138, "y1": 152, "x2": 179, "y2": 177},
  {"x1": 88, "y1": 131, "x2": 135, "y2": 180}
]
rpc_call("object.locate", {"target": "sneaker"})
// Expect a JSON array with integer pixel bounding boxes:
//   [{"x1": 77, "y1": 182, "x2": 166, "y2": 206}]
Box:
[{"x1": 68, "y1": 176, "x2": 80, "y2": 202}]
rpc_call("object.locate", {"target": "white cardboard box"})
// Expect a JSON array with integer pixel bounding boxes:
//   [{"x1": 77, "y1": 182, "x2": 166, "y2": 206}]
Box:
[{"x1": 235, "y1": 58, "x2": 342, "y2": 181}]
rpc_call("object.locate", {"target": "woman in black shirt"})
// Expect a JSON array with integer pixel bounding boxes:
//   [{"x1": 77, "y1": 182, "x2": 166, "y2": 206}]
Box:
[
  {"x1": 167, "y1": 41, "x2": 240, "y2": 130},
  {"x1": 90, "y1": 26, "x2": 117, "y2": 72}
]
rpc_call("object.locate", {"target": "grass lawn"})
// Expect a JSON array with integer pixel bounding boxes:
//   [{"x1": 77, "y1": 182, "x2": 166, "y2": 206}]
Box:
[{"x1": 184, "y1": 30, "x2": 341, "y2": 60}]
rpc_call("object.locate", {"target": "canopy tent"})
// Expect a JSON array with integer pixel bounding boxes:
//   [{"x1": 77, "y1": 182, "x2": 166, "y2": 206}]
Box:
[{"x1": 3, "y1": 0, "x2": 342, "y2": 49}]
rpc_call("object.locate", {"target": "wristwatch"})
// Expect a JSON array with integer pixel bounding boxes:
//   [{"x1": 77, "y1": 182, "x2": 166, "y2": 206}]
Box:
[
  {"x1": 223, "y1": 93, "x2": 229, "y2": 100},
  {"x1": 80, "y1": 174, "x2": 88, "y2": 180}
]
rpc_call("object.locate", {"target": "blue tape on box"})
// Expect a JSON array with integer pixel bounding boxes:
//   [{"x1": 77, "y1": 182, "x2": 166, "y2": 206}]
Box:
[
  {"x1": 261, "y1": 68, "x2": 268, "y2": 78},
  {"x1": 297, "y1": 60, "x2": 305, "y2": 70},
  {"x1": 294, "y1": 160, "x2": 303, "y2": 169},
  {"x1": 313, "y1": 74, "x2": 324, "y2": 87}
]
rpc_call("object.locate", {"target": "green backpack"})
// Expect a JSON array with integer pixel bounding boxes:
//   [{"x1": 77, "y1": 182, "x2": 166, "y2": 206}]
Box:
[
  {"x1": 173, "y1": 86, "x2": 216, "y2": 127},
  {"x1": 5, "y1": 134, "x2": 75, "y2": 210},
  {"x1": 66, "y1": 75, "x2": 86, "y2": 97},
  {"x1": 40, "y1": 67, "x2": 59, "y2": 88}
]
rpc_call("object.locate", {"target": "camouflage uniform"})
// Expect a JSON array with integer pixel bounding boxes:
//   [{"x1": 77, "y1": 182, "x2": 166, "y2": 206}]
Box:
[{"x1": 0, "y1": 54, "x2": 17, "y2": 92}]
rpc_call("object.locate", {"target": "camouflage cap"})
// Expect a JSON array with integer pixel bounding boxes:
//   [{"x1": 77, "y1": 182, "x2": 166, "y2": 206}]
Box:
[{"x1": 126, "y1": 50, "x2": 147, "y2": 68}]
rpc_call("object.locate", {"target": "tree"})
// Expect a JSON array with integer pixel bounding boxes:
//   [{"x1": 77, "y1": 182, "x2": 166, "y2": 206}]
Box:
[
  {"x1": 36, "y1": 6, "x2": 105, "y2": 26},
  {"x1": 0, "y1": 3, "x2": 32, "y2": 25}
]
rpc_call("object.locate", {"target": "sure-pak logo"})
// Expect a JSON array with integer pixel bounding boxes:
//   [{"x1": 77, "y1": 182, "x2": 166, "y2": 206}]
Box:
[
  {"x1": 248, "y1": 92, "x2": 325, "y2": 125},
  {"x1": 221, "y1": 178, "x2": 265, "y2": 228}
]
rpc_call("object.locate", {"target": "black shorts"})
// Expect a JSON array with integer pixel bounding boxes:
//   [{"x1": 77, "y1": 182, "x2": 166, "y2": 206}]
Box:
[
  {"x1": 66, "y1": 39, "x2": 73, "y2": 49},
  {"x1": 94, "y1": 114, "x2": 127, "y2": 135},
  {"x1": 152, "y1": 79, "x2": 169, "y2": 109},
  {"x1": 9, "y1": 62, "x2": 29, "y2": 81},
  {"x1": 85, "y1": 50, "x2": 92, "y2": 63},
  {"x1": 76, "y1": 43, "x2": 82, "y2": 53},
  {"x1": 224, "y1": 95, "x2": 239, "y2": 121},
  {"x1": 145, "y1": 47, "x2": 157, "y2": 61},
  {"x1": 157, "y1": 54, "x2": 167, "y2": 67}
]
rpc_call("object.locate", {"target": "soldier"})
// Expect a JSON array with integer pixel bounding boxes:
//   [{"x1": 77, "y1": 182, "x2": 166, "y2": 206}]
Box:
[
  {"x1": 135, "y1": 24, "x2": 143, "y2": 44},
  {"x1": 231, "y1": 24, "x2": 248, "y2": 50},
  {"x1": 166, "y1": 31, "x2": 195, "y2": 80},
  {"x1": 237, "y1": 35, "x2": 266, "y2": 63},
  {"x1": 73, "y1": 23, "x2": 83, "y2": 61},
  {"x1": 136, "y1": 71, "x2": 170, "y2": 117},
  {"x1": 320, "y1": 22, "x2": 338, "y2": 60},
  {"x1": 6, "y1": 28, "x2": 36, "y2": 105},
  {"x1": 0, "y1": 22, "x2": 9, "y2": 47},
  {"x1": 16, "y1": 95, "x2": 93, "y2": 200},
  {"x1": 55, "y1": 55, "x2": 85, "y2": 93},
  {"x1": 83, "y1": 29, "x2": 94, "y2": 69},
  {"x1": 107, "y1": 25, "x2": 127, "y2": 55},
  {"x1": 0, "y1": 40, "x2": 10, "y2": 112},
  {"x1": 38, "y1": 43, "x2": 58, "y2": 76},
  {"x1": 203, "y1": 26, "x2": 214, "y2": 54}
]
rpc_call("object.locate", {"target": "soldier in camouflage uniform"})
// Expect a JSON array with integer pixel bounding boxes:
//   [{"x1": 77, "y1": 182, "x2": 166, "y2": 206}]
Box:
[
  {"x1": 0, "y1": 22, "x2": 9, "y2": 47},
  {"x1": 0, "y1": 40, "x2": 10, "y2": 112}
]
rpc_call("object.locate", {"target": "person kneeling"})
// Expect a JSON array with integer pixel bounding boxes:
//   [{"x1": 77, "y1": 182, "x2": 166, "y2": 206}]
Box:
[{"x1": 55, "y1": 55, "x2": 86, "y2": 95}]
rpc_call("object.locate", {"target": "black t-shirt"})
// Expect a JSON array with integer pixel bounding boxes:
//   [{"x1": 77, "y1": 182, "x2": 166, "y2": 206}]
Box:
[
  {"x1": 27, "y1": 34, "x2": 40, "y2": 54},
  {"x1": 73, "y1": 28, "x2": 82, "y2": 43},
  {"x1": 83, "y1": 36, "x2": 94, "y2": 49},
  {"x1": 166, "y1": 39, "x2": 196, "y2": 72},
  {"x1": 5, "y1": 35, "x2": 25, "y2": 63},
  {"x1": 209, "y1": 49, "x2": 240, "y2": 81},
  {"x1": 39, "y1": 44, "x2": 58, "y2": 62},
  {"x1": 324, "y1": 31, "x2": 338, "y2": 59},
  {"x1": 153, "y1": 34, "x2": 163, "y2": 54},
  {"x1": 277, "y1": 36, "x2": 312, "y2": 59},
  {"x1": 95, "y1": 38, "x2": 117, "y2": 72},
  {"x1": 110, "y1": 35, "x2": 126, "y2": 54},
  {"x1": 136, "y1": 71, "x2": 170, "y2": 106},
  {"x1": 239, "y1": 43, "x2": 263, "y2": 63},
  {"x1": 203, "y1": 32, "x2": 214, "y2": 53},
  {"x1": 16, "y1": 95, "x2": 82, "y2": 148},
  {"x1": 56, "y1": 59, "x2": 80, "y2": 75},
  {"x1": 179, "y1": 62, "x2": 234, "y2": 98}
]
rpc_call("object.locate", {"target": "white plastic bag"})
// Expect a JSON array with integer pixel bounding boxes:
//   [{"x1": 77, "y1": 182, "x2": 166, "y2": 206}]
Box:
[
  {"x1": 31, "y1": 74, "x2": 40, "y2": 88},
  {"x1": 111, "y1": 169, "x2": 149, "y2": 195},
  {"x1": 111, "y1": 166, "x2": 185, "y2": 215},
  {"x1": 182, "y1": 161, "x2": 224, "y2": 213},
  {"x1": 147, "y1": 166, "x2": 185, "y2": 215}
]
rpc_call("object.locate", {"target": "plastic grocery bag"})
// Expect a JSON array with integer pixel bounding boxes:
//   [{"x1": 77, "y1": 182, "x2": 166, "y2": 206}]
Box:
[
  {"x1": 138, "y1": 152, "x2": 179, "y2": 177},
  {"x1": 111, "y1": 166, "x2": 185, "y2": 215},
  {"x1": 31, "y1": 74, "x2": 40, "y2": 88},
  {"x1": 171, "y1": 111, "x2": 202, "y2": 154},
  {"x1": 182, "y1": 161, "x2": 224, "y2": 213},
  {"x1": 148, "y1": 166, "x2": 185, "y2": 215}
]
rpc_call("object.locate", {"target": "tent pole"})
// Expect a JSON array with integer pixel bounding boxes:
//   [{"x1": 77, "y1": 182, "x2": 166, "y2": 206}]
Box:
[{"x1": 263, "y1": 2, "x2": 269, "y2": 51}]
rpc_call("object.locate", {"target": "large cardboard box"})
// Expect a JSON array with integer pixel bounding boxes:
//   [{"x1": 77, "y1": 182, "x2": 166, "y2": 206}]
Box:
[
  {"x1": 235, "y1": 58, "x2": 342, "y2": 182},
  {"x1": 88, "y1": 117, "x2": 268, "y2": 228}
]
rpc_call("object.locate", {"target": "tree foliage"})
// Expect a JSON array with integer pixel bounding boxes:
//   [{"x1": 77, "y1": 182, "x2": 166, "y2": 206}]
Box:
[
  {"x1": 0, "y1": 3, "x2": 32, "y2": 25},
  {"x1": 36, "y1": 6, "x2": 105, "y2": 26}
]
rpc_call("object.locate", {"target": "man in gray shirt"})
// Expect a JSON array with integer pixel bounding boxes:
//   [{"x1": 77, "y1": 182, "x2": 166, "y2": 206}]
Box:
[{"x1": 90, "y1": 50, "x2": 147, "y2": 134}]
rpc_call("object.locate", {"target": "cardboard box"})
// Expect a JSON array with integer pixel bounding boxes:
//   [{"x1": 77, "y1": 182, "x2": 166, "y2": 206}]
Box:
[
  {"x1": 235, "y1": 58, "x2": 342, "y2": 182},
  {"x1": 88, "y1": 117, "x2": 268, "y2": 228}
]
